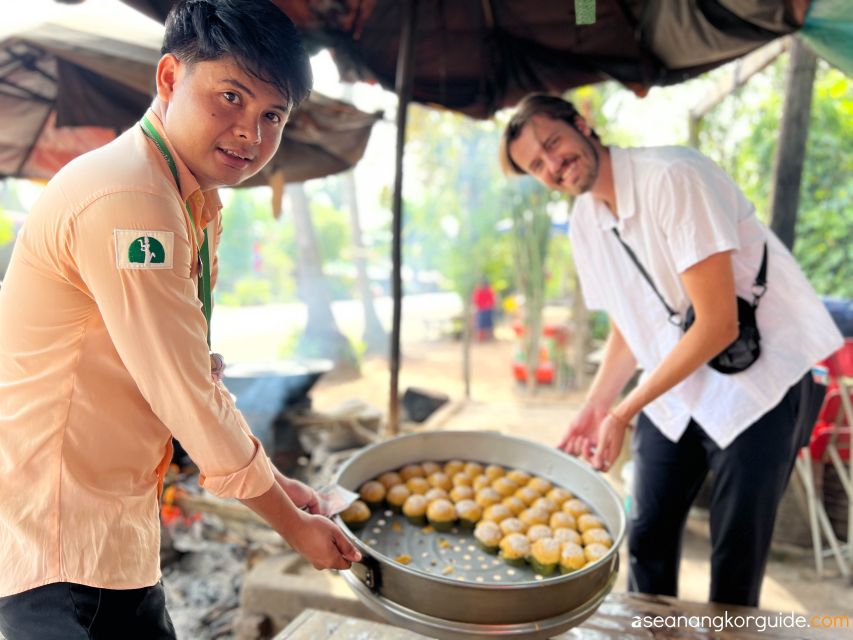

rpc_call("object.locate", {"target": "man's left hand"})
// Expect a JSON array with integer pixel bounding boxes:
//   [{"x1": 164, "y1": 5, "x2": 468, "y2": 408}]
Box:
[
  {"x1": 281, "y1": 476, "x2": 322, "y2": 514},
  {"x1": 591, "y1": 413, "x2": 629, "y2": 472}
]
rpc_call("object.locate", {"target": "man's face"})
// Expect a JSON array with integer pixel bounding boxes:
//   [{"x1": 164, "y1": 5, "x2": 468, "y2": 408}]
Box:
[
  {"x1": 508, "y1": 114, "x2": 600, "y2": 196},
  {"x1": 158, "y1": 55, "x2": 290, "y2": 191}
]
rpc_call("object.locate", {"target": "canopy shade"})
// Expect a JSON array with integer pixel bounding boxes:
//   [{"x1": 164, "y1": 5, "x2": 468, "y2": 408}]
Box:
[
  {"x1": 287, "y1": 0, "x2": 804, "y2": 118},
  {"x1": 0, "y1": 2, "x2": 381, "y2": 183}
]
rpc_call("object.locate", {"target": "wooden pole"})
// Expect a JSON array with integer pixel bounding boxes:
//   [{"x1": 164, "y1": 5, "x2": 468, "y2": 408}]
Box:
[
  {"x1": 387, "y1": 0, "x2": 417, "y2": 437},
  {"x1": 769, "y1": 38, "x2": 817, "y2": 251},
  {"x1": 688, "y1": 38, "x2": 789, "y2": 148}
]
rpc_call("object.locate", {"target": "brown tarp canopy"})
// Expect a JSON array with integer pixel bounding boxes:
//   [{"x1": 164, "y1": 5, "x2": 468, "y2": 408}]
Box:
[
  {"x1": 0, "y1": 3, "x2": 381, "y2": 183},
  {"x1": 288, "y1": 0, "x2": 803, "y2": 118}
]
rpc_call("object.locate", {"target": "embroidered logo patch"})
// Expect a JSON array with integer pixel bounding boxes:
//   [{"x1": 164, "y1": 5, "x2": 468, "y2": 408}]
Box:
[{"x1": 115, "y1": 230, "x2": 174, "y2": 269}]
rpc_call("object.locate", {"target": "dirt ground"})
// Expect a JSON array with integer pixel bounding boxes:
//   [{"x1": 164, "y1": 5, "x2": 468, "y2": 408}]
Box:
[{"x1": 310, "y1": 325, "x2": 853, "y2": 621}]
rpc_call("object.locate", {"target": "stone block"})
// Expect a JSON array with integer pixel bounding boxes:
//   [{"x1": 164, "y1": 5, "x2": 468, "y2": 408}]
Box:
[{"x1": 239, "y1": 552, "x2": 382, "y2": 636}]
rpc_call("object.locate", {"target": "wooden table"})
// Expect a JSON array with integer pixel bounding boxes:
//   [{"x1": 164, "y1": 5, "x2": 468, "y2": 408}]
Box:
[{"x1": 275, "y1": 592, "x2": 835, "y2": 639}]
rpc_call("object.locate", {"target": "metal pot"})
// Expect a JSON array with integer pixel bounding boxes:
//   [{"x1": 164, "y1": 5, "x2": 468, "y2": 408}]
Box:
[{"x1": 334, "y1": 431, "x2": 626, "y2": 638}]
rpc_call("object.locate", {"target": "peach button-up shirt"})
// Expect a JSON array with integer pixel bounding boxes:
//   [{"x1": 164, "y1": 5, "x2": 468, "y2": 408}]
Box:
[{"x1": 0, "y1": 106, "x2": 274, "y2": 596}]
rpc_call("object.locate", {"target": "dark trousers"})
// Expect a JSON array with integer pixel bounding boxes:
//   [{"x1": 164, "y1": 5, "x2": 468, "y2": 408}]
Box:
[
  {"x1": 0, "y1": 581, "x2": 176, "y2": 640},
  {"x1": 628, "y1": 374, "x2": 820, "y2": 606}
]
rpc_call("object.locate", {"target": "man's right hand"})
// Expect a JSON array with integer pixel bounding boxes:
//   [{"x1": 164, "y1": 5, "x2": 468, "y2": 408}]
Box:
[
  {"x1": 286, "y1": 510, "x2": 362, "y2": 571},
  {"x1": 558, "y1": 403, "x2": 609, "y2": 463}
]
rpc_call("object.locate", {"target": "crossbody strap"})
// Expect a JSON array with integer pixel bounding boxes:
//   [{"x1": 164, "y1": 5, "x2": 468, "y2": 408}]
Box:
[
  {"x1": 140, "y1": 116, "x2": 212, "y2": 347},
  {"x1": 611, "y1": 228, "x2": 768, "y2": 324}
]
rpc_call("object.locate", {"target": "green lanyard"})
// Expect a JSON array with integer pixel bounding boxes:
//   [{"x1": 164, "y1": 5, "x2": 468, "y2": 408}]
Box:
[{"x1": 140, "y1": 116, "x2": 212, "y2": 347}]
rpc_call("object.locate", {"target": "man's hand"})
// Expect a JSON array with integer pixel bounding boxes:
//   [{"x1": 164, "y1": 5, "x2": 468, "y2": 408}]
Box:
[
  {"x1": 558, "y1": 403, "x2": 609, "y2": 462},
  {"x1": 590, "y1": 413, "x2": 630, "y2": 472},
  {"x1": 287, "y1": 511, "x2": 362, "y2": 570},
  {"x1": 279, "y1": 476, "x2": 322, "y2": 514}
]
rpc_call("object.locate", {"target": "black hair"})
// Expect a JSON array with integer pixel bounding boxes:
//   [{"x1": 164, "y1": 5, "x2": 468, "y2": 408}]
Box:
[{"x1": 162, "y1": 0, "x2": 312, "y2": 110}]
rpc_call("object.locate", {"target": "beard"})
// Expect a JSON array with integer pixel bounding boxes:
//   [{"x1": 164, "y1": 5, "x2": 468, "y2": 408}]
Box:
[{"x1": 570, "y1": 135, "x2": 600, "y2": 195}]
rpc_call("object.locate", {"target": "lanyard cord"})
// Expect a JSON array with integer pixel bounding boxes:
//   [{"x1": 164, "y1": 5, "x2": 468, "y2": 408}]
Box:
[{"x1": 140, "y1": 116, "x2": 212, "y2": 347}]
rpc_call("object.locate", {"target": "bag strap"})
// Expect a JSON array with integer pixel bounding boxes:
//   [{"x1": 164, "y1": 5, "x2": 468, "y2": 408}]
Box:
[
  {"x1": 611, "y1": 228, "x2": 768, "y2": 323},
  {"x1": 611, "y1": 229, "x2": 682, "y2": 325}
]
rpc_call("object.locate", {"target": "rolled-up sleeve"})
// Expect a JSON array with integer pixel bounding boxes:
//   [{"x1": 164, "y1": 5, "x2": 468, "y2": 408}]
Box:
[{"x1": 64, "y1": 187, "x2": 274, "y2": 499}]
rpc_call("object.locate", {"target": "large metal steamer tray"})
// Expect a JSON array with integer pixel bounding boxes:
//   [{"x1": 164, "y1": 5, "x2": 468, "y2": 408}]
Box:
[{"x1": 334, "y1": 431, "x2": 626, "y2": 640}]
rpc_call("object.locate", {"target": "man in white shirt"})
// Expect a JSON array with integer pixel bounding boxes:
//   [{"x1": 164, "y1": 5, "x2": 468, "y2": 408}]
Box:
[{"x1": 500, "y1": 94, "x2": 842, "y2": 606}]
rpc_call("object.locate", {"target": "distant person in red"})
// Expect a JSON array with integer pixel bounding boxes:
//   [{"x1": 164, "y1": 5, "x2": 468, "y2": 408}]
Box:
[{"x1": 472, "y1": 277, "x2": 496, "y2": 342}]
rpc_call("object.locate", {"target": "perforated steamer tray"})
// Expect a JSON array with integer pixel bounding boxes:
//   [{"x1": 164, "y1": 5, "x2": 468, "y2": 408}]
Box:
[
  {"x1": 334, "y1": 431, "x2": 626, "y2": 638},
  {"x1": 357, "y1": 509, "x2": 549, "y2": 585}
]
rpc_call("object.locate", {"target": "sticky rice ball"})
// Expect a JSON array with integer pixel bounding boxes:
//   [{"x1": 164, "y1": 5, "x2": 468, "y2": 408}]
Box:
[
  {"x1": 501, "y1": 496, "x2": 527, "y2": 516},
  {"x1": 427, "y1": 471, "x2": 453, "y2": 492},
  {"x1": 406, "y1": 477, "x2": 430, "y2": 495},
  {"x1": 482, "y1": 503, "x2": 512, "y2": 524},
  {"x1": 340, "y1": 500, "x2": 371, "y2": 530},
  {"x1": 449, "y1": 485, "x2": 475, "y2": 503},
  {"x1": 526, "y1": 524, "x2": 553, "y2": 543},
  {"x1": 455, "y1": 499, "x2": 482, "y2": 529},
  {"x1": 359, "y1": 480, "x2": 386, "y2": 510},
  {"x1": 475, "y1": 487, "x2": 502, "y2": 509},
  {"x1": 421, "y1": 461, "x2": 442, "y2": 476},
  {"x1": 424, "y1": 487, "x2": 449, "y2": 502},
  {"x1": 499, "y1": 517, "x2": 528, "y2": 536},
  {"x1": 582, "y1": 528, "x2": 613, "y2": 548},
  {"x1": 464, "y1": 461, "x2": 485, "y2": 478},
  {"x1": 584, "y1": 542, "x2": 609, "y2": 564},
  {"x1": 559, "y1": 542, "x2": 586, "y2": 573},
  {"x1": 529, "y1": 538, "x2": 561, "y2": 576},
  {"x1": 443, "y1": 459, "x2": 466, "y2": 477},
  {"x1": 527, "y1": 477, "x2": 552, "y2": 495},
  {"x1": 506, "y1": 469, "x2": 531, "y2": 486},
  {"x1": 399, "y1": 463, "x2": 425, "y2": 481},
  {"x1": 553, "y1": 527, "x2": 582, "y2": 546},
  {"x1": 550, "y1": 511, "x2": 577, "y2": 531},
  {"x1": 451, "y1": 472, "x2": 472, "y2": 487},
  {"x1": 474, "y1": 521, "x2": 502, "y2": 554},
  {"x1": 518, "y1": 506, "x2": 550, "y2": 528},
  {"x1": 531, "y1": 497, "x2": 558, "y2": 514},
  {"x1": 402, "y1": 494, "x2": 428, "y2": 526},
  {"x1": 562, "y1": 498, "x2": 591, "y2": 518},
  {"x1": 426, "y1": 498, "x2": 456, "y2": 532},
  {"x1": 377, "y1": 471, "x2": 403, "y2": 490},
  {"x1": 484, "y1": 464, "x2": 505, "y2": 480},
  {"x1": 577, "y1": 514, "x2": 605, "y2": 533},
  {"x1": 546, "y1": 487, "x2": 573, "y2": 506},
  {"x1": 472, "y1": 475, "x2": 491, "y2": 492},
  {"x1": 499, "y1": 532, "x2": 530, "y2": 567},
  {"x1": 386, "y1": 484, "x2": 411, "y2": 512},
  {"x1": 492, "y1": 476, "x2": 520, "y2": 498},
  {"x1": 514, "y1": 486, "x2": 540, "y2": 507}
]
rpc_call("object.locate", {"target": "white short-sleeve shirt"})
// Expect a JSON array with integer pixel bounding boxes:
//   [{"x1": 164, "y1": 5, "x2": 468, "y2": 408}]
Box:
[{"x1": 570, "y1": 146, "x2": 842, "y2": 448}]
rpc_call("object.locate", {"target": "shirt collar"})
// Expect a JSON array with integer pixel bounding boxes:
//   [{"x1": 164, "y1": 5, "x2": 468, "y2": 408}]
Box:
[
  {"x1": 590, "y1": 146, "x2": 637, "y2": 232},
  {"x1": 142, "y1": 104, "x2": 222, "y2": 224}
]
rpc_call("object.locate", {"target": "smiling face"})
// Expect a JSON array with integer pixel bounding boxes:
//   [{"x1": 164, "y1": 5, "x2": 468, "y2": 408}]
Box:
[
  {"x1": 507, "y1": 114, "x2": 601, "y2": 196},
  {"x1": 156, "y1": 54, "x2": 290, "y2": 191}
]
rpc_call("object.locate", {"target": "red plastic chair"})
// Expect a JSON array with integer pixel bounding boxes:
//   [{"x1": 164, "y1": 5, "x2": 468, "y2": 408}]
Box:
[{"x1": 797, "y1": 338, "x2": 853, "y2": 579}]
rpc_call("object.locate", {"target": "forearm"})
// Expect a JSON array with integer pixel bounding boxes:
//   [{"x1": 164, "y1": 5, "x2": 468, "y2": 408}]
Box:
[
  {"x1": 614, "y1": 316, "x2": 736, "y2": 421},
  {"x1": 239, "y1": 481, "x2": 305, "y2": 541},
  {"x1": 585, "y1": 321, "x2": 638, "y2": 408}
]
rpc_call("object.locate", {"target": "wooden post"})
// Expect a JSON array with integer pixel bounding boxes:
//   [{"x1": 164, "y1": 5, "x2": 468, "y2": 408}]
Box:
[
  {"x1": 688, "y1": 39, "x2": 788, "y2": 148},
  {"x1": 387, "y1": 0, "x2": 417, "y2": 437},
  {"x1": 769, "y1": 38, "x2": 817, "y2": 251}
]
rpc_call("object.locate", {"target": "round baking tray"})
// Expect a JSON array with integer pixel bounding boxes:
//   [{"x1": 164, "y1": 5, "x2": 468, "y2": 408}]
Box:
[{"x1": 334, "y1": 430, "x2": 625, "y2": 630}]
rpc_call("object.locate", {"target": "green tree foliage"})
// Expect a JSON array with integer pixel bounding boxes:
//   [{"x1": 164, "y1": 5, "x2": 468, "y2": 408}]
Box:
[
  {"x1": 699, "y1": 59, "x2": 852, "y2": 297},
  {"x1": 215, "y1": 185, "x2": 354, "y2": 306}
]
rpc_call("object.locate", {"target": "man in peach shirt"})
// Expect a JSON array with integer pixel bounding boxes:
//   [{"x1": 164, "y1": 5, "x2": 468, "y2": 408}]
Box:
[{"x1": 0, "y1": 1, "x2": 359, "y2": 637}]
